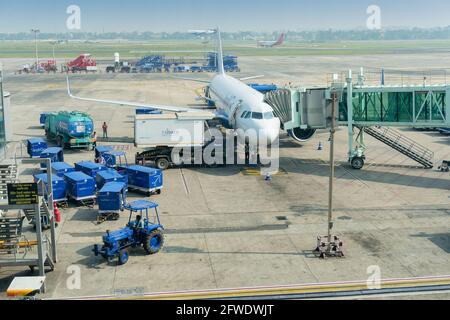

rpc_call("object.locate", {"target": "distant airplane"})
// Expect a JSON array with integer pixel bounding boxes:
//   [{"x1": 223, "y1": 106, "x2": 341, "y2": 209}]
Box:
[{"x1": 257, "y1": 33, "x2": 286, "y2": 48}]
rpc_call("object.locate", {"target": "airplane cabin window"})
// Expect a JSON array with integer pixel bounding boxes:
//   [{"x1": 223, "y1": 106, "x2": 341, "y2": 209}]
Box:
[
  {"x1": 252, "y1": 112, "x2": 263, "y2": 120},
  {"x1": 264, "y1": 112, "x2": 274, "y2": 119}
]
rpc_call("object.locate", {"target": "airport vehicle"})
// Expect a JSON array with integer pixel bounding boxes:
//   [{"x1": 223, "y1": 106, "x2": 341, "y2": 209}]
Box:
[
  {"x1": 248, "y1": 83, "x2": 278, "y2": 94},
  {"x1": 134, "y1": 111, "x2": 224, "y2": 169},
  {"x1": 66, "y1": 28, "x2": 313, "y2": 154},
  {"x1": 97, "y1": 182, "x2": 127, "y2": 221},
  {"x1": 438, "y1": 128, "x2": 450, "y2": 136},
  {"x1": 39, "y1": 60, "x2": 58, "y2": 73},
  {"x1": 257, "y1": 33, "x2": 286, "y2": 48},
  {"x1": 45, "y1": 111, "x2": 95, "y2": 150},
  {"x1": 206, "y1": 52, "x2": 240, "y2": 72},
  {"x1": 95, "y1": 146, "x2": 114, "y2": 163},
  {"x1": 27, "y1": 138, "x2": 48, "y2": 158},
  {"x1": 93, "y1": 200, "x2": 164, "y2": 265},
  {"x1": 67, "y1": 54, "x2": 97, "y2": 73},
  {"x1": 106, "y1": 62, "x2": 131, "y2": 73}
]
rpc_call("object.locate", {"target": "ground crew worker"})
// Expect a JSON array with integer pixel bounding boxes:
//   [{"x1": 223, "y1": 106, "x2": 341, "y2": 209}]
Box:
[
  {"x1": 102, "y1": 122, "x2": 108, "y2": 139},
  {"x1": 92, "y1": 131, "x2": 98, "y2": 147}
]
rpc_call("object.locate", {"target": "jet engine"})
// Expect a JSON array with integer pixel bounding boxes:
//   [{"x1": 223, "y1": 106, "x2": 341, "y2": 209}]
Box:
[{"x1": 288, "y1": 127, "x2": 317, "y2": 142}]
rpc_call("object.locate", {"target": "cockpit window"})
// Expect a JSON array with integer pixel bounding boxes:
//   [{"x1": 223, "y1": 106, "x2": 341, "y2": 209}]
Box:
[
  {"x1": 241, "y1": 111, "x2": 248, "y2": 118},
  {"x1": 252, "y1": 112, "x2": 263, "y2": 120},
  {"x1": 264, "y1": 112, "x2": 274, "y2": 119},
  {"x1": 244, "y1": 112, "x2": 252, "y2": 119}
]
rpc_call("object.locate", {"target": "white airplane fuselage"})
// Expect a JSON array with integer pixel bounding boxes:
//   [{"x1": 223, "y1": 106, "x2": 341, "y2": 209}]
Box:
[{"x1": 208, "y1": 73, "x2": 280, "y2": 145}]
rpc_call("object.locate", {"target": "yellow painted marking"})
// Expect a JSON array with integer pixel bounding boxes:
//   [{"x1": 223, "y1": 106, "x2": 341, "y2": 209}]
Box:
[
  {"x1": 241, "y1": 167, "x2": 288, "y2": 176},
  {"x1": 70, "y1": 276, "x2": 450, "y2": 300}
]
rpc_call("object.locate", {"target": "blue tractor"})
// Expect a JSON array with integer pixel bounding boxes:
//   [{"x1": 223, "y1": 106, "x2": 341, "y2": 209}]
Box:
[{"x1": 93, "y1": 200, "x2": 165, "y2": 265}]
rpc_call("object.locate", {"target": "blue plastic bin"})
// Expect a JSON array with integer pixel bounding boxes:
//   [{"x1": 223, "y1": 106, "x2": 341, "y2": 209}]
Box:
[
  {"x1": 119, "y1": 165, "x2": 163, "y2": 194},
  {"x1": 64, "y1": 171, "x2": 96, "y2": 201},
  {"x1": 27, "y1": 138, "x2": 48, "y2": 158},
  {"x1": 51, "y1": 162, "x2": 75, "y2": 178},
  {"x1": 98, "y1": 182, "x2": 127, "y2": 213},
  {"x1": 34, "y1": 173, "x2": 67, "y2": 201},
  {"x1": 75, "y1": 161, "x2": 108, "y2": 178},
  {"x1": 101, "y1": 151, "x2": 128, "y2": 168},
  {"x1": 96, "y1": 169, "x2": 128, "y2": 190},
  {"x1": 95, "y1": 146, "x2": 114, "y2": 162},
  {"x1": 40, "y1": 147, "x2": 64, "y2": 169}
]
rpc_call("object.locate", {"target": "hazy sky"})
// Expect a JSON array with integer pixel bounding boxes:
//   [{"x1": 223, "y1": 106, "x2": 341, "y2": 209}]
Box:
[{"x1": 1, "y1": 0, "x2": 450, "y2": 33}]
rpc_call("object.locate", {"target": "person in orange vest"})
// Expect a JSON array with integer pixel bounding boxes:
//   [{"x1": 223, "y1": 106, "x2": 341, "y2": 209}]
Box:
[
  {"x1": 92, "y1": 131, "x2": 98, "y2": 147},
  {"x1": 102, "y1": 122, "x2": 108, "y2": 139}
]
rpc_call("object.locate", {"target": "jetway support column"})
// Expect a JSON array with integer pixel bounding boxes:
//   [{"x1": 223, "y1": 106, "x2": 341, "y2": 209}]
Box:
[{"x1": 346, "y1": 70, "x2": 354, "y2": 162}]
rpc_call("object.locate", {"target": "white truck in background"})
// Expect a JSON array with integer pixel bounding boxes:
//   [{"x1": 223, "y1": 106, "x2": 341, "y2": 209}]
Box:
[{"x1": 134, "y1": 112, "x2": 223, "y2": 170}]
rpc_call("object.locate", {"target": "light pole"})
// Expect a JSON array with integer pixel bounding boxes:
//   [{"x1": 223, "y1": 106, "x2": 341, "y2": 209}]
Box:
[{"x1": 31, "y1": 29, "x2": 40, "y2": 66}]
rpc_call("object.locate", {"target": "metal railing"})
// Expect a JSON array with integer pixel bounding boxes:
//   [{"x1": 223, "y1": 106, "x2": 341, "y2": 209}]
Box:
[{"x1": 365, "y1": 127, "x2": 434, "y2": 165}]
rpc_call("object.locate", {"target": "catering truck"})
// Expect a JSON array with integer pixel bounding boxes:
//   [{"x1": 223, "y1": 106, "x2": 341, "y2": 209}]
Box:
[
  {"x1": 45, "y1": 111, "x2": 95, "y2": 150},
  {"x1": 134, "y1": 111, "x2": 224, "y2": 170}
]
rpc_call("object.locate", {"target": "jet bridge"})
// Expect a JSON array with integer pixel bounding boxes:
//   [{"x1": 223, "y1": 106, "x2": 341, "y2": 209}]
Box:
[{"x1": 265, "y1": 69, "x2": 450, "y2": 170}]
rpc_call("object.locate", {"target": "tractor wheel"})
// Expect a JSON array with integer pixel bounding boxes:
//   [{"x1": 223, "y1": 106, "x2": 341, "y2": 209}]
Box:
[
  {"x1": 143, "y1": 230, "x2": 164, "y2": 255},
  {"x1": 118, "y1": 249, "x2": 129, "y2": 265},
  {"x1": 155, "y1": 158, "x2": 170, "y2": 171}
]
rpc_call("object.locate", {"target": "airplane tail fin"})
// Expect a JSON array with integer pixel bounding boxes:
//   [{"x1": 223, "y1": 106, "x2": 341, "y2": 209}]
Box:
[
  {"x1": 275, "y1": 33, "x2": 285, "y2": 46},
  {"x1": 216, "y1": 27, "x2": 225, "y2": 75}
]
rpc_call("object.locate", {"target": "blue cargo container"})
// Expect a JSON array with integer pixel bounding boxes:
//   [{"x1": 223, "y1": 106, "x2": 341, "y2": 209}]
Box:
[
  {"x1": 40, "y1": 147, "x2": 64, "y2": 170},
  {"x1": 64, "y1": 172, "x2": 96, "y2": 201},
  {"x1": 75, "y1": 161, "x2": 108, "y2": 179},
  {"x1": 40, "y1": 113, "x2": 50, "y2": 127},
  {"x1": 135, "y1": 108, "x2": 162, "y2": 115},
  {"x1": 95, "y1": 146, "x2": 114, "y2": 163},
  {"x1": 98, "y1": 182, "x2": 127, "y2": 215},
  {"x1": 119, "y1": 165, "x2": 163, "y2": 195},
  {"x1": 51, "y1": 162, "x2": 75, "y2": 178},
  {"x1": 27, "y1": 138, "x2": 48, "y2": 158},
  {"x1": 96, "y1": 169, "x2": 128, "y2": 190},
  {"x1": 34, "y1": 173, "x2": 67, "y2": 201},
  {"x1": 101, "y1": 151, "x2": 128, "y2": 168}
]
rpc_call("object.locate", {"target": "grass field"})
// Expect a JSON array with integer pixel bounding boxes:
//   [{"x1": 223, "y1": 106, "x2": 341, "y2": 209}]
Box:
[{"x1": 1, "y1": 39, "x2": 450, "y2": 59}]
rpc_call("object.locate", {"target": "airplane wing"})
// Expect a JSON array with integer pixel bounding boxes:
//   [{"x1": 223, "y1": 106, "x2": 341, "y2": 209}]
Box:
[
  {"x1": 66, "y1": 76, "x2": 199, "y2": 113},
  {"x1": 171, "y1": 76, "x2": 212, "y2": 84},
  {"x1": 239, "y1": 75, "x2": 265, "y2": 81}
]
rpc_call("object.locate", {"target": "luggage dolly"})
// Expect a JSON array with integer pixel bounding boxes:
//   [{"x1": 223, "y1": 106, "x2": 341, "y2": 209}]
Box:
[
  {"x1": 54, "y1": 198, "x2": 69, "y2": 210},
  {"x1": 69, "y1": 195, "x2": 97, "y2": 208},
  {"x1": 96, "y1": 211, "x2": 121, "y2": 225},
  {"x1": 314, "y1": 236, "x2": 344, "y2": 259}
]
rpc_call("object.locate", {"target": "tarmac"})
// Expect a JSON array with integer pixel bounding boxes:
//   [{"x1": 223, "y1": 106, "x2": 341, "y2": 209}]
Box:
[{"x1": 0, "y1": 53, "x2": 449, "y2": 299}]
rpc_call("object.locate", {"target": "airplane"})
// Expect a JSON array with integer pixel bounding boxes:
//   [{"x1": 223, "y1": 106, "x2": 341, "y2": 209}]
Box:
[
  {"x1": 66, "y1": 28, "x2": 315, "y2": 149},
  {"x1": 257, "y1": 33, "x2": 286, "y2": 48}
]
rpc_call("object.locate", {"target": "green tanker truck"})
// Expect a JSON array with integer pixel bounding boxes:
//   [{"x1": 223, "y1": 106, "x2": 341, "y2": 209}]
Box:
[{"x1": 45, "y1": 111, "x2": 95, "y2": 150}]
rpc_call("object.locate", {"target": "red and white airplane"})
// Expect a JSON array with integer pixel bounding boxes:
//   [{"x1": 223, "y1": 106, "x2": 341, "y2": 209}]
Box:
[{"x1": 257, "y1": 33, "x2": 285, "y2": 48}]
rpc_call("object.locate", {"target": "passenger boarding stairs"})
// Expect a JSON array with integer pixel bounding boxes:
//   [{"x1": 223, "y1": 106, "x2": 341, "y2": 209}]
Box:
[{"x1": 362, "y1": 127, "x2": 434, "y2": 169}]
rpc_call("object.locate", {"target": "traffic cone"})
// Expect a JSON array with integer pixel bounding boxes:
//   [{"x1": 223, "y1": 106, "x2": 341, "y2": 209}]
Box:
[{"x1": 318, "y1": 142, "x2": 323, "y2": 151}]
